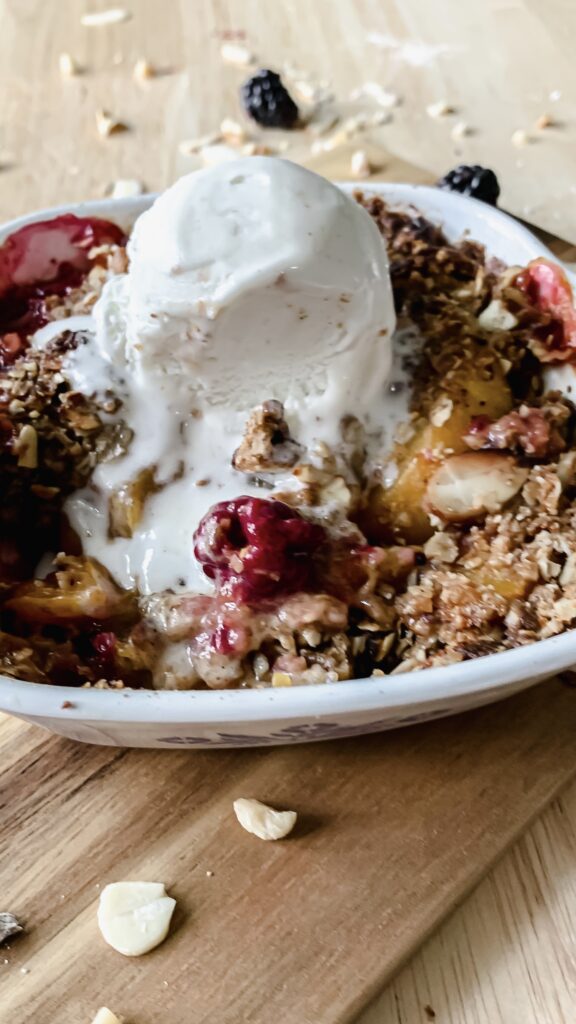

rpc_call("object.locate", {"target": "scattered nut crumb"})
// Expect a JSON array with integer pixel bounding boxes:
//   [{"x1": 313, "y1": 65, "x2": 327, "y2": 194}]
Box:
[
  {"x1": 233, "y1": 797, "x2": 297, "y2": 841},
  {"x1": 220, "y1": 117, "x2": 246, "y2": 143},
  {"x1": 81, "y1": 8, "x2": 131, "y2": 27},
  {"x1": 511, "y1": 128, "x2": 530, "y2": 147},
  {"x1": 60, "y1": 700, "x2": 75, "y2": 709},
  {"x1": 96, "y1": 109, "x2": 128, "y2": 137},
  {"x1": 110, "y1": 178, "x2": 144, "y2": 198},
  {"x1": 20, "y1": 966, "x2": 29, "y2": 975},
  {"x1": 0, "y1": 913, "x2": 23, "y2": 946},
  {"x1": 91, "y1": 1010, "x2": 123, "y2": 1024},
  {"x1": 426, "y1": 100, "x2": 455, "y2": 119},
  {"x1": 59, "y1": 53, "x2": 81, "y2": 77},
  {"x1": 350, "y1": 82, "x2": 400, "y2": 107},
  {"x1": 350, "y1": 149, "x2": 372, "y2": 179},
  {"x1": 220, "y1": 42, "x2": 255, "y2": 67},
  {"x1": 178, "y1": 132, "x2": 222, "y2": 156},
  {"x1": 535, "y1": 112, "x2": 554, "y2": 130},
  {"x1": 206, "y1": 870, "x2": 214, "y2": 877},
  {"x1": 241, "y1": 142, "x2": 275, "y2": 156},
  {"x1": 424, "y1": 1006, "x2": 436, "y2": 1021},
  {"x1": 450, "y1": 121, "x2": 471, "y2": 140},
  {"x1": 133, "y1": 57, "x2": 155, "y2": 81}
]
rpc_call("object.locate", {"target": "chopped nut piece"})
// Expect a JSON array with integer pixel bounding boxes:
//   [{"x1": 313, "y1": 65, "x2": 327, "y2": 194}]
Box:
[
  {"x1": 426, "y1": 453, "x2": 528, "y2": 523},
  {"x1": 350, "y1": 150, "x2": 372, "y2": 179},
  {"x1": 450, "y1": 121, "x2": 471, "y2": 140},
  {"x1": 91, "y1": 1010, "x2": 122, "y2": 1024},
  {"x1": 478, "y1": 298, "x2": 518, "y2": 331},
  {"x1": 133, "y1": 57, "x2": 155, "y2": 81},
  {"x1": 96, "y1": 109, "x2": 128, "y2": 137},
  {"x1": 220, "y1": 117, "x2": 246, "y2": 143},
  {"x1": 110, "y1": 178, "x2": 144, "y2": 199},
  {"x1": 511, "y1": 128, "x2": 530, "y2": 147},
  {"x1": 15, "y1": 424, "x2": 38, "y2": 469},
  {"x1": 178, "y1": 132, "x2": 222, "y2": 155},
  {"x1": 97, "y1": 882, "x2": 176, "y2": 957},
  {"x1": 429, "y1": 396, "x2": 453, "y2": 427},
  {"x1": 220, "y1": 42, "x2": 255, "y2": 67},
  {"x1": 350, "y1": 82, "x2": 400, "y2": 107},
  {"x1": 0, "y1": 912, "x2": 23, "y2": 945},
  {"x1": 81, "y1": 8, "x2": 131, "y2": 26},
  {"x1": 59, "y1": 52, "x2": 80, "y2": 77},
  {"x1": 233, "y1": 797, "x2": 297, "y2": 840},
  {"x1": 535, "y1": 113, "x2": 554, "y2": 130},
  {"x1": 426, "y1": 101, "x2": 454, "y2": 119}
]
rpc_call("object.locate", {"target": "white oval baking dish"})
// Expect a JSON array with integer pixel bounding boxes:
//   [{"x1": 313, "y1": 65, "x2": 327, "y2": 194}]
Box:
[{"x1": 0, "y1": 182, "x2": 574, "y2": 748}]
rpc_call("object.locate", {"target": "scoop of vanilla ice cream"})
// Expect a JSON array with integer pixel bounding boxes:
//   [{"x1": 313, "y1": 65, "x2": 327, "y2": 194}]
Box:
[
  {"x1": 116, "y1": 157, "x2": 395, "y2": 426},
  {"x1": 66, "y1": 159, "x2": 397, "y2": 595}
]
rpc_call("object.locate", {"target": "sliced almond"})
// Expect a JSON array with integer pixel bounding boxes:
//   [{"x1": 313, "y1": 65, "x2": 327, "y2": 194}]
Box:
[
  {"x1": 97, "y1": 881, "x2": 176, "y2": 956},
  {"x1": 233, "y1": 797, "x2": 297, "y2": 840},
  {"x1": 91, "y1": 1010, "x2": 123, "y2": 1024},
  {"x1": 81, "y1": 8, "x2": 131, "y2": 27},
  {"x1": 425, "y1": 452, "x2": 528, "y2": 523},
  {"x1": 15, "y1": 424, "x2": 38, "y2": 469}
]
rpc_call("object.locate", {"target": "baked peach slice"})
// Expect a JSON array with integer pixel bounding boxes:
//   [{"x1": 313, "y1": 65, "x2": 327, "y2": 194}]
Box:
[{"x1": 362, "y1": 352, "x2": 513, "y2": 543}]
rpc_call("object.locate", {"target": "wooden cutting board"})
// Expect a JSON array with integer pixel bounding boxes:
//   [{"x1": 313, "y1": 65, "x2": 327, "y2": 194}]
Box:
[{"x1": 1, "y1": 677, "x2": 576, "y2": 1024}]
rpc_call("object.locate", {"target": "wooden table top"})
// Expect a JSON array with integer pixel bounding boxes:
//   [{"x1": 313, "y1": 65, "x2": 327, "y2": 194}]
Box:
[{"x1": 0, "y1": 2, "x2": 575, "y2": 1023}]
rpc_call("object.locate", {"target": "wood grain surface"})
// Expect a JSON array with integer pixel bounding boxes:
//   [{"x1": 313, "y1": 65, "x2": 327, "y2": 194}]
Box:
[
  {"x1": 0, "y1": 2, "x2": 575, "y2": 1023},
  {"x1": 0, "y1": 681, "x2": 575, "y2": 1024}
]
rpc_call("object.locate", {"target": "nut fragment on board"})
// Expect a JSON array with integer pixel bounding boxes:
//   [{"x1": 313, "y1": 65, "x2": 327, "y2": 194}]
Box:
[
  {"x1": 133, "y1": 57, "x2": 155, "y2": 81},
  {"x1": 511, "y1": 128, "x2": 530, "y2": 147},
  {"x1": 97, "y1": 882, "x2": 176, "y2": 956},
  {"x1": 96, "y1": 109, "x2": 128, "y2": 138},
  {"x1": 535, "y1": 112, "x2": 554, "y2": 130},
  {"x1": 350, "y1": 82, "x2": 400, "y2": 107},
  {"x1": 81, "y1": 8, "x2": 131, "y2": 26},
  {"x1": 451, "y1": 121, "x2": 471, "y2": 140},
  {"x1": 59, "y1": 53, "x2": 80, "y2": 77},
  {"x1": 110, "y1": 179, "x2": 144, "y2": 198},
  {"x1": 350, "y1": 150, "x2": 372, "y2": 179},
  {"x1": 220, "y1": 42, "x2": 255, "y2": 67},
  {"x1": 179, "y1": 132, "x2": 222, "y2": 156},
  {"x1": 426, "y1": 100, "x2": 455, "y2": 119},
  {"x1": 220, "y1": 117, "x2": 247, "y2": 143},
  {"x1": 91, "y1": 1010, "x2": 123, "y2": 1024},
  {"x1": 0, "y1": 912, "x2": 23, "y2": 945},
  {"x1": 233, "y1": 798, "x2": 297, "y2": 840}
]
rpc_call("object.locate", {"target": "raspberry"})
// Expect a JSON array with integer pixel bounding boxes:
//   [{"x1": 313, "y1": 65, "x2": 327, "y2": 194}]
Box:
[
  {"x1": 437, "y1": 165, "x2": 500, "y2": 205},
  {"x1": 193, "y1": 496, "x2": 325, "y2": 604},
  {"x1": 0, "y1": 214, "x2": 126, "y2": 352},
  {"x1": 240, "y1": 69, "x2": 299, "y2": 129}
]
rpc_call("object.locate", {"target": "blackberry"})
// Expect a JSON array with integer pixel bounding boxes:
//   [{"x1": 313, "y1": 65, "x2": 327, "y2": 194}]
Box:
[
  {"x1": 241, "y1": 69, "x2": 299, "y2": 130},
  {"x1": 437, "y1": 164, "x2": 500, "y2": 205}
]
